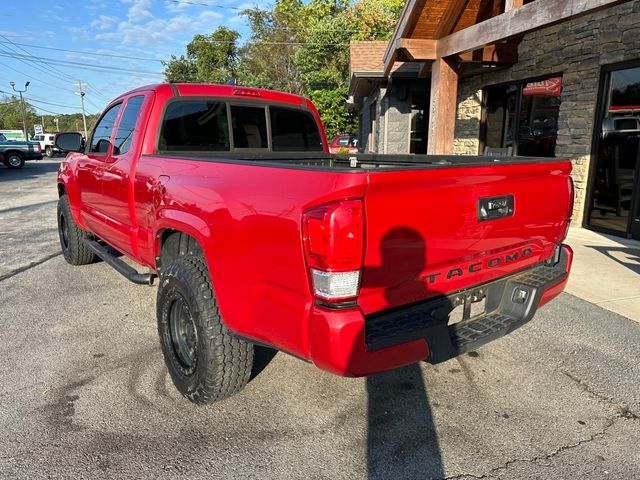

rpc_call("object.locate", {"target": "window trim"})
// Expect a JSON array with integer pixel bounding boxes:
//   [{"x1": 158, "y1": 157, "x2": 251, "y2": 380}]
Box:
[
  {"x1": 155, "y1": 96, "x2": 321, "y2": 154},
  {"x1": 87, "y1": 101, "x2": 123, "y2": 157},
  {"x1": 479, "y1": 72, "x2": 564, "y2": 156},
  {"x1": 112, "y1": 95, "x2": 145, "y2": 158}
]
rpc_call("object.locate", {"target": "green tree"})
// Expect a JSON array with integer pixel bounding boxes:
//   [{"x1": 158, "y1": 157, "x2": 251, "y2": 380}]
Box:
[
  {"x1": 0, "y1": 95, "x2": 28, "y2": 130},
  {"x1": 163, "y1": 27, "x2": 240, "y2": 84},
  {"x1": 161, "y1": 0, "x2": 403, "y2": 139},
  {"x1": 238, "y1": 1, "x2": 305, "y2": 93},
  {"x1": 162, "y1": 55, "x2": 198, "y2": 83}
]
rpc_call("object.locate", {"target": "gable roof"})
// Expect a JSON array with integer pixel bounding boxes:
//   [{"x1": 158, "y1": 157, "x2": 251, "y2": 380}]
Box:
[{"x1": 349, "y1": 40, "x2": 421, "y2": 96}]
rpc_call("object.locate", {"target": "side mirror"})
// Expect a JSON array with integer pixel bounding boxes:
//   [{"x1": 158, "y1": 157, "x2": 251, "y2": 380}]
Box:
[{"x1": 55, "y1": 132, "x2": 84, "y2": 152}]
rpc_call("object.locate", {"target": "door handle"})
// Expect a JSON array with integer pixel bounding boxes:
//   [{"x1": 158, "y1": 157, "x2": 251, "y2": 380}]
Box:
[{"x1": 478, "y1": 195, "x2": 514, "y2": 221}]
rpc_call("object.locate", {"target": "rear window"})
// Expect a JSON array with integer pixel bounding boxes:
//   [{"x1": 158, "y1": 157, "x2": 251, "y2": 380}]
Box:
[
  {"x1": 231, "y1": 105, "x2": 267, "y2": 149},
  {"x1": 158, "y1": 99, "x2": 323, "y2": 152},
  {"x1": 615, "y1": 118, "x2": 639, "y2": 130},
  {"x1": 336, "y1": 136, "x2": 357, "y2": 147},
  {"x1": 160, "y1": 101, "x2": 230, "y2": 151},
  {"x1": 270, "y1": 107, "x2": 323, "y2": 152}
]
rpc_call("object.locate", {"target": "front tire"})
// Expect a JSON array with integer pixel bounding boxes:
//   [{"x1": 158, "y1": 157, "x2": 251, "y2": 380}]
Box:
[
  {"x1": 157, "y1": 256, "x2": 254, "y2": 404},
  {"x1": 57, "y1": 195, "x2": 97, "y2": 265},
  {"x1": 5, "y1": 152, "x2": 25, "y2": 169}
]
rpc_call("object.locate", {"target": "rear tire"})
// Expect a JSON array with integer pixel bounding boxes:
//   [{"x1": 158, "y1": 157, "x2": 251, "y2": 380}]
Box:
[
  {"x1": 57, "y1": 195, "x2": 97, "y2": 265},
  {"x1": 5, "y1": 152, "x2": 25, "y2": 169},
  {"x1": 157, "y1": 255, "x2": 254, "y2": 404},
  {"x1": 45, "y1": 146, "x2": 53, "y2": 157}
]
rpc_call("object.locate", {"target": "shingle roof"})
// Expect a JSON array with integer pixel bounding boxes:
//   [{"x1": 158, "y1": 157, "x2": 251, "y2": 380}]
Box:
[
  {"x1": 349, "y1": 41, "x2": 390, "y2": 75},
  {"x1": 349, "y1": 40, "x2": 422, "y2": 96}
]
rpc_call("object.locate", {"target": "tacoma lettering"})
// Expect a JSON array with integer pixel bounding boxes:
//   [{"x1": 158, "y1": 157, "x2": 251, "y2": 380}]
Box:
[{"x1": 421, "y1": 248, "x2": 534, "y2": 284}]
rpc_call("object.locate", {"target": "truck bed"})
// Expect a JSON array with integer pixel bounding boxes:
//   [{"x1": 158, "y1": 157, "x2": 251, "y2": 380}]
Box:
[{"x1": 147, "y1": 152, "x2": 559, "y2": 172}]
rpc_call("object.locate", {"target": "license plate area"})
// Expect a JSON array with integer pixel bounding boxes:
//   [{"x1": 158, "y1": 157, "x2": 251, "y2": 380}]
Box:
[{"x1": 448, "y1": 289, "x2": 487, "y2": 325}]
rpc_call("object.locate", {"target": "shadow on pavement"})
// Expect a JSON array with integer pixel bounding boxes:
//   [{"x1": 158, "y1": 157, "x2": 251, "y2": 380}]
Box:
[
  {"x1": 0, "y1": 161, "x2": 61, "y2": 182},
  {"x1": 586, "y1": 245, "x2": 640, "y2": 275},
  {"x1": 367, "y1": 363, "x2": 444, "y2": 479}
]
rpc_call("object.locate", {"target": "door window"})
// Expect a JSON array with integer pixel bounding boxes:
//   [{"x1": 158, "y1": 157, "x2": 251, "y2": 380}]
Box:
[
  {"x1": 113, "y1": 96, "x2": 144, "y2": 156},
  {"x1": 588, "y1": 66, "x2": 640, "y2": 237},
  {"x1": 90, "y1": 103, "x2": 122, "y2": 154},
  {"x1": 410, "y1": 96, "x2": 428, "y2": 154}
]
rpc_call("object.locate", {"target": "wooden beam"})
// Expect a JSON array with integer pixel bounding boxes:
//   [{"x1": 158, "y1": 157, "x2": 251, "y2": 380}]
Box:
[
  {"x1": 504, "y1": 0, "x2": 524, "y2": 11},
  {"x1": 437, "y1": 0, "x2": 629, "y2": 58},
  {"x1": 458, "y1": 42, "x2": 518, "y2": 63},
  {"x1": 433, "y1": 0, "x2": 471, "y2": 38},
  {"x1": 398, "y1": 39, "x2": 438, "y2": 61},
  {"x1": 383, "y1": 0, "x2": 428, "y2": 75},
  {"x1": 418, "y1": 62, "x2": 432, "y2": 78},
  {"x1": 427, "y1": 58, "x2": 459, "y2": 155}
]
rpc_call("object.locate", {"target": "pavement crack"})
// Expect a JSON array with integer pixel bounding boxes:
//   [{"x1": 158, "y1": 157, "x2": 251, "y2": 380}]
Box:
[
  {"x1": 560, "y1": 370, "x2": 640, "y2": 419},
  {"x1": 442, "y1": 413, "x2": 625, "y2": 480},
  {"x1": 0, "y1": 251, "x2": 62, "y2": 282}
]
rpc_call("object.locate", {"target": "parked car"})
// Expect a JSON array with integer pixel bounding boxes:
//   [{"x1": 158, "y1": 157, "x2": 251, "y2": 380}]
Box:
[
  {"x1": 32, "y1": 133, "x2": 63, "y2": 157},
  {"x1": 55, "y1": 83, "x2": 574, "y2": 404},
  {"x1": 329, "y1": 133, "x2": 359, "y2": 153},
  {"x1": 0, "y1": 133, "x2": 43, "y2": 169}
]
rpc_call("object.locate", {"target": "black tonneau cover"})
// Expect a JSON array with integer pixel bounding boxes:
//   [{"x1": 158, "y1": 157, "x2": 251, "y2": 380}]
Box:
[{"x1": 146, "y1": 152, "x2": 561, "y2": 173}]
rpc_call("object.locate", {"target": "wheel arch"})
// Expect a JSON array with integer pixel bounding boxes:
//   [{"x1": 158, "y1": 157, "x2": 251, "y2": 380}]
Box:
[
  {"x1": 3, "y1": 149, "x2": 25, "y2": 158},
  {"x1": 157, "y1": 229, "x2": 206, "y2": 271}
]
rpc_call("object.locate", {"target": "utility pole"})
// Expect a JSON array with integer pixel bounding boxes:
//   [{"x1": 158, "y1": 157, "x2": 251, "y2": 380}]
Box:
[
  {"x1": 74, "y1": 81, "x2": 88, "y2": 138},
  {"x1": 54, "y1": 117, "x2": 59, "y2": 131},
  {"x1": 9, "y1": 80, "x2": 30, "y2": 140},
  {"x1": 41, "y1": 116, "x2": 45, "y2": 132}
]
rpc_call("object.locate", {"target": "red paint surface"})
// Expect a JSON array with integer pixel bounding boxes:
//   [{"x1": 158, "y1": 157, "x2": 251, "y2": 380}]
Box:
[{"x1": 58, "y1": 83, "x2": 573, "y2": 376}]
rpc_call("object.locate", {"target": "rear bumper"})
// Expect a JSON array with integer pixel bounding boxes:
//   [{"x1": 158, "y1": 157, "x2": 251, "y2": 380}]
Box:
[{"x1": 308, "y1": 244, "x2": 572, "y2": 376}]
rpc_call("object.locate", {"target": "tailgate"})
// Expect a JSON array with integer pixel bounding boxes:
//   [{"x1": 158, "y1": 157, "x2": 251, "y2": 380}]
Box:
[{"x1": 358, "y1": 160, "x2": 572, "y2": 315}]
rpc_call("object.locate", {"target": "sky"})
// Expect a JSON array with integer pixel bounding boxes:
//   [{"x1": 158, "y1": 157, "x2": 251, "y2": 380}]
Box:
[{"x1": 0, "y1": 0, "x2": 259, "y2": 117}]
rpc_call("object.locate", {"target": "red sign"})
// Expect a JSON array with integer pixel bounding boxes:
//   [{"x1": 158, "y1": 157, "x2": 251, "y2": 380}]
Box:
[{"x1": 523, "y1": 77, "x2": 562, "y2": 97}]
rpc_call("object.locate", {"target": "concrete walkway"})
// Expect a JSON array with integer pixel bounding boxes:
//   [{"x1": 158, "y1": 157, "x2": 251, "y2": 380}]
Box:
[{"x1": 565, "y1": 227, "x2": 640, "y2": 322}]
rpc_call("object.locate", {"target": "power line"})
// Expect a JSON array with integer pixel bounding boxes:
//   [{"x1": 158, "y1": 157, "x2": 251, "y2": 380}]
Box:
[
  {"x1": 0, "y1": 40, "x2": 167, "y2": 63},
  {"x1": 0, "y1": 52, "x2": 163, "y2": 76},
  {"x1": 0, "y1": 34, "x2": 78, "y2": 85},
  {"x1": 166, "y1": 0, "x2": 244, "y2": 10}
]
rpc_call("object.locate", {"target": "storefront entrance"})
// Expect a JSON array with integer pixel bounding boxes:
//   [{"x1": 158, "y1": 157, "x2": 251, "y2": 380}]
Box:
[{"x1": 587, "y1": 62, "x2": 640, "y2": 240}]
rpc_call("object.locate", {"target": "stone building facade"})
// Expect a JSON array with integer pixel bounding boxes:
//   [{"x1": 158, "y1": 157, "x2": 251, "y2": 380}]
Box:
[
  {"x1": 453, "y1": 1, "x2": 640, "y2": 225},
  {"x1": 350, "y1": 1, "x2": 640, "y2": 238}
]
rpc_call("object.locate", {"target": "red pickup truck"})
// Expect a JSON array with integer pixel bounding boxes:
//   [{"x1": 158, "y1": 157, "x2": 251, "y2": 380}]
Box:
[{"x1": 55, "y1": 84, "x2": 574, "y2": 404}]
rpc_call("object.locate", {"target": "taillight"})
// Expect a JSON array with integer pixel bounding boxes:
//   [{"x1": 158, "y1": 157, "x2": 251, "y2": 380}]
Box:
[
  {"x1": 568, "y1": 176, "x2": 575, "y2": 219},
  {"x1": 561, "y1": 176, "x2": 575, "y2": 242},
  {"x1": 37, "y1": 144, "x2": 42, "y2": 152},
  {"x1": 303, "y1": 199, "x2": 364, "y2": 303}
]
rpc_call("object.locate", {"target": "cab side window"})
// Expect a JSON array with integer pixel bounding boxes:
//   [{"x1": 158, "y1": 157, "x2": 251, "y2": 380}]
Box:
[
  {"x1": 113, "y1": 96, "x2": 144, "y2": 156},
  {"x1": 90, "y1": 103, "x2": 122, "y2": 154},
  {"x1": 270, "y1": 107, "x2": 323, "y2": 152}
]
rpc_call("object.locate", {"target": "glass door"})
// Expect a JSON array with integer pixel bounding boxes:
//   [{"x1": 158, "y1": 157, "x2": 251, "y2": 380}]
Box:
[{"x1": 588, "y1": 65, "x2": 640, "y2": 239}]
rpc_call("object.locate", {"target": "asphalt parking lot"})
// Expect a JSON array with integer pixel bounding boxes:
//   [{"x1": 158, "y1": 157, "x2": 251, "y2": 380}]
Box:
[{"x1": 1, "y1": 160, "x2": 639, "y2": 479}]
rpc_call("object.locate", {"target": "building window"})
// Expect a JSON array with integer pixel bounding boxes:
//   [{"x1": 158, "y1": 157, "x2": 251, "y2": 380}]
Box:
[
  {"x1": 588, "y1": 65, "x2": 640, "y2": 239},
  {"x1": 482, "y1": 76, "x2": 562, "y2": 157},
  {"x1": 369, "y1": 101, "x2": 377, "y2": 153},
  {"x1": 410, "y1": 95, "x2": 428, "y2": 154}
]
